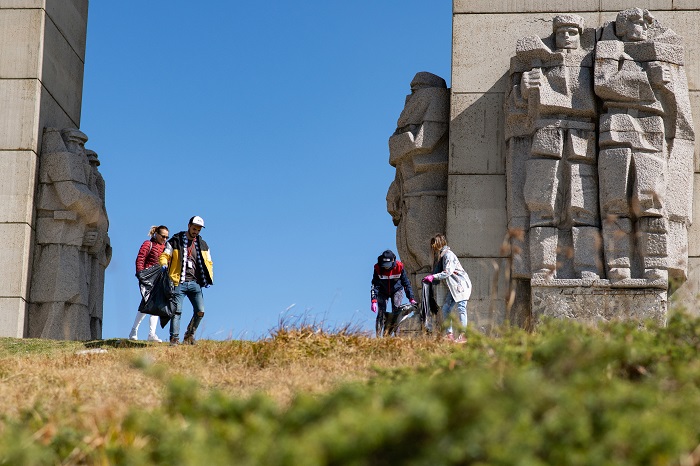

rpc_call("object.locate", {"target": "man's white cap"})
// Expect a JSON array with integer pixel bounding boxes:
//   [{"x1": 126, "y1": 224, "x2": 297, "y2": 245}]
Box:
[{"x1": 189, "y1": 215, "x2": 205, "y2": 228}]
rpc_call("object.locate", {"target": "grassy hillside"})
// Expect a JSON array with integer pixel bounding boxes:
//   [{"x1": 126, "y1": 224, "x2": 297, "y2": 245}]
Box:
[{"x1": 1, "y1": 313, "x2": 700, "y2": 465}]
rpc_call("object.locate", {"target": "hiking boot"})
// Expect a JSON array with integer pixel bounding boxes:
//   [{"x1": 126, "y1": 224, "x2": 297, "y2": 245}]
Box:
[
  {"x1": 169, "y1": 337, "x2": 180, "y2": 346},
  {"x1": 148, "y1": 333, "x2": 162, "y2": 343},
  {"x1": 183, "y1": 334, "x2": 196, "y2": 345}
]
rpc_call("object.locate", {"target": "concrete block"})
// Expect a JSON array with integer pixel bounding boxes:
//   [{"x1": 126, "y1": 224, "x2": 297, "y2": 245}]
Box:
[
  {"x1": 601, "y1": 0, "x2": 673, "y2": 10},
  {"x1": 670, "y1": 257, "x2": 700, "y2": 315},
  {"x1": 0, "y1": 79, "x2": 41, "y2": 151},
  {"x1": 446, "y1": 174, "x2": 508, "y2": 257},
  {"x1": 0, "y1": 151, "x2": 38, "y2": 224},
  {"x1": 38, "y1": 84, "x2": 79, "y2": 139},
  {"x1": 688, "y1": 174, "x2": 700, "y2": 256},
  {"x1": 650, "y1": 10, "x2": 700, "y2": 91},
  {"x1": 692, "y1": 91, "x2": 699, "y2": 172},
  {"x1": 0, "y1": 298, "x2": 28, "y2": 338},
  {"x1": 0, "y1": 1, "x2": 43, "y2": 8},
  {"x1": 453, "y1": 0, "x2": 599, "y2": 13},
  {"x1": 452, "y1": 12, "x2": 600, "y2": 94},
  {"x1": 42, "y1": 14, "x2": 84, "y2": 123},
  {"x1": 0, "y1": 223, "x2": 33, "y2": 299},
  {"x1": 450, "y1": 92, "x2": 506, "y2": 174},
  {"x1": 674, "y1": 0, "x2": 700, "y2": 9},
  {"x1": 45, "y1": 0, "x2": 88, "y2": 61},
  {"x1": 532, "y1": 283, "x2": 667, "y2": 326},
  {"x1": 0, "y1": 9, "x2": 42, "y2": 79}
]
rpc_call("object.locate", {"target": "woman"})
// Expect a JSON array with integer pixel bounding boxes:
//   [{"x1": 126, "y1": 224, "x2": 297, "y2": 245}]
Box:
[
  {"x1": 422, "y1": 233, "x2": 471, "y2": 342},
  {"x1": 128, "y1": 225, "x2": 169, "y2": 342}
]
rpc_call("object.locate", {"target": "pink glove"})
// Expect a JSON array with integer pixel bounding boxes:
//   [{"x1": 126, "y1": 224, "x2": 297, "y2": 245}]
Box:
[
  {"x1": 422, "y1": 275, "x2": 434, "y2": 283},
  {"x1": 409, "y1": 299, "x2": 417, "y2": 305},
  {"x1": 371, "y1": 302, "x2": 378, "y2": 313}
]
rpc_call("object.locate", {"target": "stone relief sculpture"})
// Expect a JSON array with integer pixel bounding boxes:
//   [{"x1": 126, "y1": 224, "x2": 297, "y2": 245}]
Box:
[
  {"x1": 505, "y1": 14, "x2": 602, "y2": 280},
  {"x1": 387, "y1": 72, "x2": 449, "y2": 291},
  {"x1": 505, "y1": 9, "x2": 693, "y2": 291},
  {"x1": 595, "y1": 8, "x2": 694, "y2": 285},
  {"x1": 28, "y1": 128, "x2": 110, "y2": 340}
]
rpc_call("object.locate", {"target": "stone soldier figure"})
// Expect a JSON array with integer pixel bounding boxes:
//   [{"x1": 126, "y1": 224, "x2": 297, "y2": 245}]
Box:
[
  {"x1": 505, "y1": 14, "x2": 601, "y2": 280},
  {"x1": 85, "y1": 149, "x2": 111, "y2": 339},
  {"x1": 28, "y1": 128, "x2": 108, "y2": 340},
  {"x1": 387, "y1": 72, "x2": 449, "y2": 292},
  {"x1": 594, "y1": 8, "x2": 694, "y2": 284}
]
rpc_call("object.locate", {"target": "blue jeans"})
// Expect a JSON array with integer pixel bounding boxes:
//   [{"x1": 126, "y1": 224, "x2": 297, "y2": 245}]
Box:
[
  {"x1": 170, "y1": 281, "x2": 205, "y2": 339},
  {"x1": 442, "y1": 294, "x2": 467, "y2": 335}
]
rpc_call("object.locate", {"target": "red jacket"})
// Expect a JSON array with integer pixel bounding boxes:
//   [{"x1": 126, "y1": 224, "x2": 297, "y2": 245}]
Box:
[
  {"x1": 135, "y1": 239, "x2": 166, "y2": 273},
  {"x1": 371, "y1": 261, "x2": 415, "y2": 301}
]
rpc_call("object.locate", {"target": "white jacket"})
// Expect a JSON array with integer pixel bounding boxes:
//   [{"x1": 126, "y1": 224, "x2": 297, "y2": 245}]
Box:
[{"x1": 433, "y1": 246, "x2": 472, "y2": 302}]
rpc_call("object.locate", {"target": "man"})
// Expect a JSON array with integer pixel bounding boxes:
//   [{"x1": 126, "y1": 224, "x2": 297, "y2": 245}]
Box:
[
  {"x1": 370, "y1": 250, "x2": 416, "y2": 337},
  {"x1": 160, "y1": 216, "x2": 214, "y2": 345}
]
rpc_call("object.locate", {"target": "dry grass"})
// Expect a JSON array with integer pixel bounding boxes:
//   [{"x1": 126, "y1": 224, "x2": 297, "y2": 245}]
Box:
[{"x1": 0, "y1": 329, "x2": 455, "y2": 432}]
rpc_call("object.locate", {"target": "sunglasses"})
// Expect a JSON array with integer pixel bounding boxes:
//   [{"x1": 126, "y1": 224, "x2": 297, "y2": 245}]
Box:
[{"x1": 159, "y1": 233, "x2": 169, "y2": 239}]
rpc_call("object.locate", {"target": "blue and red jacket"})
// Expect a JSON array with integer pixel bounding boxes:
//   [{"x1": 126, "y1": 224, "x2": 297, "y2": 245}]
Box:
[{"x1": 371, "y1": 261, "x2": 415, "y2": 301}]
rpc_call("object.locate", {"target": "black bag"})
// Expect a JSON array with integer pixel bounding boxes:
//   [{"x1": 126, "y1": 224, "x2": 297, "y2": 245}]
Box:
[
  {"x1": 421, "y1": 281, "x2": 440, "y2": 327},
  {"x1": 136, "y1": 265, "x2": 174, "y2": 327}
]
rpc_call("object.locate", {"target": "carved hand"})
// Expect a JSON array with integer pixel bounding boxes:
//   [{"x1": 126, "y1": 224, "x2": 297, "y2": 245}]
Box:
[
  {"x1": 83, "y1": 231, "x2": 98, "y2": 247},
  {"x1": 520, "y1": 69, "x2": 543, "y2": 99}
]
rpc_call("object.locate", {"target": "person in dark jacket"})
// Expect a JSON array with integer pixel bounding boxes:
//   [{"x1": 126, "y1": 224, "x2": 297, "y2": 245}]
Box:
[
  {"x1": 371, "y1": 250, "x2": 416, "y2": 336},
  {"x1": 159, "y1": 216, "x2": 214, "y2": 345},
  {"x1": 129, "y1": 225, "x2": 169, "y2": 342}
]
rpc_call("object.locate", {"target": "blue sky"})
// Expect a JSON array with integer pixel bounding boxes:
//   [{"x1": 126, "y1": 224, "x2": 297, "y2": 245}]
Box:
[{"x1": 80, "y1": 1, "x2": 452, "y2": 340}]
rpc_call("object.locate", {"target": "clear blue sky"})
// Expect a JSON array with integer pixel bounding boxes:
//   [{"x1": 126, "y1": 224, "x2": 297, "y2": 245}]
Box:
[{"x1": 80, "y1": 1, "x2": 452, "y2": 340}]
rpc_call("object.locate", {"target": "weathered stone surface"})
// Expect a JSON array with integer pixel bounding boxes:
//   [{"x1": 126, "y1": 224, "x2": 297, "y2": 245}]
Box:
[
  {"x1": 602, "y1": 1, "x2": 674, "y2": 13},
  {"x1": 452, "y1": 12, "x2": 600, "y2": 94},
  {"x1": 450, "y1": 93, "x2": 505, "y2": 175},
  {"x1": 446, "y1": 174, "x2": 508, "y2": 258},
  {"x1": 0, "y1": 9, "x2": 42, "y2": 78},
  {"x1": 28, "y1": 128, "x2": 109, "y2": 340},
  {"x1": 687, "y1": 174, "x2": 700, "y2": 257},
  {"x1": 0, "y1": 151, "x2": 38, "y2": 224},
  {"x1": 0, "y1": 223, "x2": 33, "y2": 299},
  {"x1": 42, "y1": 12, "x2": 84, "y2": 123},
  {"x1": 0, "y1": 298, "x2": 28, "y2": 338},
  {"x1": 454, "y1": 0, "x2": 599, "y2": 14},
  {"x1": 45, "y1": 0, "x2": 89, "y2": 62},
  {"x1": 532, "y1": 282, "x2": 667, "y2": 326},
  {"x1": 0, "y1": 79, "x2": 41, "y2": 151},
  {"x1": 387, "y1": 72, "x2": 449, "y2": 293}
]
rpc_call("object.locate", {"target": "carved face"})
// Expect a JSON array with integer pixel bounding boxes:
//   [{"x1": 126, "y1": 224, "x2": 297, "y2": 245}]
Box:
[
  {"x1": 620, "y1": 11, "x2": 648, "y2": 41},
  {"x1": 555, "y1": 26, "x2": 580, "y2": 50}
]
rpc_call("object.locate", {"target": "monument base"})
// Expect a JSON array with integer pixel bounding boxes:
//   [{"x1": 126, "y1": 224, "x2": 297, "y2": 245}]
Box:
[{"x1": 531, "y1": 280, "x2": 667, "y2": 327}]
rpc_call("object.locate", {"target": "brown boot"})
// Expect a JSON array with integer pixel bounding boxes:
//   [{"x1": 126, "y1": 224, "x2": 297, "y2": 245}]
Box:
[
  {"x1": 183, "y1": 333, "x2": 196, "y2": 345},
  {"x1": 169, "y1": 336, "x2": 180, "y2": 346}
]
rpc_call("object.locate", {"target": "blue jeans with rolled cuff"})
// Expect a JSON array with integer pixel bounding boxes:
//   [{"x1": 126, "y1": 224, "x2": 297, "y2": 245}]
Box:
[{"x1": 170, "y1": 281, "x2": 205, "y2": 340}]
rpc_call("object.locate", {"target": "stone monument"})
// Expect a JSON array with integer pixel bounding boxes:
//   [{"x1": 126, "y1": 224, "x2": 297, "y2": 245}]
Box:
[
  {"x1": 388, "y1": 2, "x2": 700, "y2": 330},
  {"x1": 387, "y1": 72, "x2": 450, "y2": 293},
  {"x1": 0, "y1": 1, "x2": 107, "y2": 340}
]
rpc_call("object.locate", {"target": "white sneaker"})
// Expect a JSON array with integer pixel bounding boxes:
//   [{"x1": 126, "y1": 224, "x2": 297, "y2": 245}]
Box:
[
  {"x1": 128, "y1": 329, "x2": 138, "y2": 340},
  {"x1": 147, "y1": 334, "x2": 162, "y2": 343}
]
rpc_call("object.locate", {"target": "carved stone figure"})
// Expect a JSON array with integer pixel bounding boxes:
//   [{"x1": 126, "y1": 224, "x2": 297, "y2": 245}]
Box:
[
  {"x1": 387, "y1": 72, "x2": 449, "y2": 291},
  {"x1": 506, "y1": 14, "x2": 602, "y2": 280},
  {"x1": 28, "y1": 128, "x2": 109, "y2": 340},
  {"x1": 85, "y1": 149, "x2": 111, "y2": 339},
  {"x1": 595, "y1": 8, "x2": 694, "y2": 285}
]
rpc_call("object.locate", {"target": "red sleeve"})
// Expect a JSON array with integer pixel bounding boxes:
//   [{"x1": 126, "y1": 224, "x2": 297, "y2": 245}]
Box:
[{"x1": 135, "y1": 240, "x2": 151, "y2": 273}]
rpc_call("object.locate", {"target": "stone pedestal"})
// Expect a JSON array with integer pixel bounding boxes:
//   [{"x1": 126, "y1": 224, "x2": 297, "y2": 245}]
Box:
[{"x1": 532, "y1": 280, "x2": 667, "y2": 327}]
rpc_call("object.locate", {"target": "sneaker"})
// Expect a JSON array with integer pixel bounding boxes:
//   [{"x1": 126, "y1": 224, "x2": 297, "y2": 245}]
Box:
[
  {"x1": 183, "y1": 334, "x2": 196, "y2": 345},
  {"x1": 128, "y1": 329, "x2": 138, "y2": 340},
  {"x1": 147, "y1": 334, "x2": 162, "y2": 343},
  {"x1": 169, "y1": 337, "x2": 180, "y2": 346},
  {"x1": 454, "y1": 334, "x2": 467, "y2": 344},
  {"x1": 444, "y1": 332, "x2": 455, "y2": 342}
]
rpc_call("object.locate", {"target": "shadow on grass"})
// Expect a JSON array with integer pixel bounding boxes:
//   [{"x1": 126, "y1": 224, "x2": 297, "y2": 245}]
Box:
[{"x1": 84, "y1": 339, "x2": 158, "y2": 349}]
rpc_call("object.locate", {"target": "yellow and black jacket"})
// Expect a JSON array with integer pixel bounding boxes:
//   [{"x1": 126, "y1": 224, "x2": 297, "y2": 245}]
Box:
[{"x1": 159, "y1": 231, "x2": 214, "y2": 287}]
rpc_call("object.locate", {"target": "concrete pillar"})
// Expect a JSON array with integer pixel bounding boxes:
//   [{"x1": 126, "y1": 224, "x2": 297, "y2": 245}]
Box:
[{"x1": 0, "y1": 0, "x2": 88, "y2": 337}]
